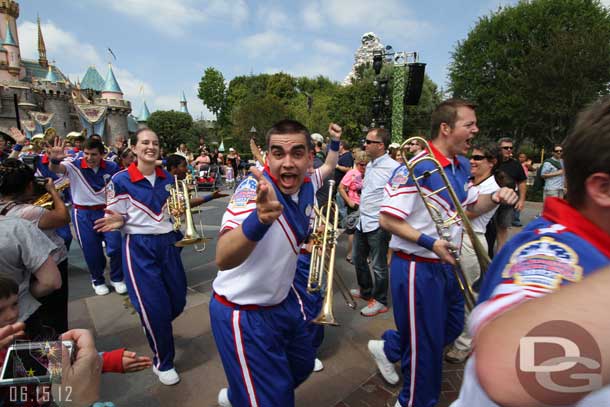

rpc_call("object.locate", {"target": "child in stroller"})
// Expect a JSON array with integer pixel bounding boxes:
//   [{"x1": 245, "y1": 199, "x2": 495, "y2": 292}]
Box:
[{"x1": 196, "y1": 164, "x2": 222, "y2": 191}]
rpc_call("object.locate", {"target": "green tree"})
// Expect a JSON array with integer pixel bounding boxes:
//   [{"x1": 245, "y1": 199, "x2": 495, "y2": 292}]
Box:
[
  {"x1": 198, "y1": 67, "x2": 227, "y2": 125},
  {"x1": 146, "y1": 110, "x2": 194, "y2": 152},
  {"x1": 449, "y1": 0, "x2": 610, "y2": 147}
]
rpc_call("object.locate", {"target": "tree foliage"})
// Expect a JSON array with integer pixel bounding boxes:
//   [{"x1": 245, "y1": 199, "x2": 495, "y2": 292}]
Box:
[
  {"x1": 146, "y1": 110, "x2": 194, "y2": 152},
  {"x1": 449, "y1": 0, "x2": 610, "y2": 147}
]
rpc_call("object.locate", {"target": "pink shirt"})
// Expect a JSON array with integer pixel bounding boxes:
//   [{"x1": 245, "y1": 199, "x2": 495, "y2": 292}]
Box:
[{"x1": 341, "y1": 168, "x2": 363, "y2": 205}]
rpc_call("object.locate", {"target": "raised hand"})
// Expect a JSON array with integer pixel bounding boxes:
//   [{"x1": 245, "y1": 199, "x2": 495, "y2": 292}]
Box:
[
  {"x1": 493, "y1": 187, "x2": 519, "y2": 207},
  {"x1": 8, "y1": 127, "x2": 26, "y2": 145},
  {"x1": 250, "y1": 167, "x2": 283, "y2": 224},
  {"x1": 93, "y1": 209, "x2": 124, "y2": 232},
  {"x1": 44, "y1": 177, "x2": 57, "y2": 193},
  {"x1": 328, "y1": 123, "x2": 342, "y2": 140},
  {"x1": 49, "y1": 137, "x2": 66, "y2": 161}
]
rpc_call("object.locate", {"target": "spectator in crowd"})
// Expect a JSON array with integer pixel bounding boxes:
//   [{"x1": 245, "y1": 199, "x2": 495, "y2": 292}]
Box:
[
  {"x1": 513, "y1": 152, "x2": 535, "y2": 226},
  {"x1": 175, "y1": 143, "x2": 189, "y2": 159},
  {"x1": 541, "y1": 144, "x2": 565, "y2": 200},
  {"x1": 225, "y1": 147, "x2": 240, "y2": 181},
  {"x1": 311, "y1": 133, "x2": 326, "y2": 162},
  {"x1": 0, "y1": 215, "x2": 61, "y2": 337},
  {"x1": 350, "y1": 128, "x2": 400, "y2": 317},
  {"x1": 0, "y1": 135, "x2": 11, "y2": 163},
  {"x1": 339, "y1": 150, "x2": 368, "y2": 263},
  {"x1": 335, "y1": 140, "x2": 354, "y2": 225},
  {"x1": 192, "y1": 149, "x2": 211, "y2": 171},
  {"x1": 0, "y1": 159, "x2": 71, "y2": 335},
  {"x1": 492, "y1": 137, "x2": 527, "y2": 251},
  {"x1": 445, "y1": 143, "x2": 501, "y2": 364},
  {"x1": 118, "y1": 148, "x2": 135, "y2": 170}
]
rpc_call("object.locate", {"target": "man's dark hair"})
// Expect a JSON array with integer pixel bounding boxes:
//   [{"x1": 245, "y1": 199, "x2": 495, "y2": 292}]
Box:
[
  {"x1": 340, "y1": 140, "x2": 350, "y2": 150},
  {"x1": 83, "y1": 139, "x2": 105, "y2": 154},
  {"x1": 563, "y1": 96, "x2": 610, "y2": 207},
  {"x1": 89, "y1": 134, "x2": 102, "y2": 142},
  {"x1": 166, "y1": 154, "x2": 187, "y2": 172},
  {"x1": 472, "y1": 142, "x2": 501, "y2": 173},
  {"x1": 0, "y1": 274, "x2": 18, "y2": 300},
  {"x1": 369, "y1": 128, "x2": 391, "y2": 148},
  {"x1": 265, "y1": 119, "x2": 313, "y2": 150},
  {"x1": 497, "y1": 137, "x2": 513, "y2": 145},
  {"x1": 0, "y1": 158, "x2": 34, "y2": 197},
  {"x1": 430, "y1": 99, "x2": 477, "y2": 139}
]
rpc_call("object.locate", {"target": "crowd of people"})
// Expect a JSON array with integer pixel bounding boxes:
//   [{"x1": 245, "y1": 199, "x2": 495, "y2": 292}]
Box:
[{"x1": 0, "y1": 94, "x2": 607, "y2": 407}]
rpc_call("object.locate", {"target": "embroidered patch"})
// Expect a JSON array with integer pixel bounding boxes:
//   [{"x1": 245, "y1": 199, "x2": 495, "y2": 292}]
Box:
[
  {"x1": 502, "y1": 236, "x2": 582, "y2": 290},
  {"x1": 165, "y1": 184, "x2": 172, "y2": 192},
  {"x1": 391, "y1": 167, "x2": 409, "y2": 190},
  {"x1": 106, "y1": 181, "x2": 115, "y2": 200},
  {"x1": 103, "y1": 173, "x2": 111, "y2": 182},
  {"x1": 305, "y1": 204, "x2": 312, "y2": 217},
  {"x1": 230, "y1": 176, "x2": 258, "y2": 208}
]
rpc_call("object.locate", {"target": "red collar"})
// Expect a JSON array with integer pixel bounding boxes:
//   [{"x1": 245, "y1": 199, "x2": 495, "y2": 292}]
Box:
[
  {"x1": 543, "y1": 198, "x2": 610, "y2": 259},
  {"x1": 80, "y1": 158, "x2": 106, "y2": 169},
  {"x1": 262, "y1": 163, "x2": 311, "y2": 185},
  {"x1": 40, "y1": 153, "x2": 49, "y2": 164},
  {"x1": 127, "y1": 162, "x2": 167, "y2": 183},
  {"x1": 428, "y1": 142, "x2": 459, "y2": 168}
]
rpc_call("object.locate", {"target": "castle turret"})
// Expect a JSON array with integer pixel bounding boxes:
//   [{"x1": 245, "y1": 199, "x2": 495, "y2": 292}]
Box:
[
  {"x1": 101, "y1": 63, "x2": 123, "y2": 100},
  {"x1": 37, "y1": 15, "x2": 47, "y2": 68},
  {"x1": 179, "y1": 91, "x2": 190, "y2": 115},
  {"x1": 137, "y1": 100, "x2": 150, "y2": 123},
  {"x1": 45, "y1": 65, "x2": 58, "y2": 83}
]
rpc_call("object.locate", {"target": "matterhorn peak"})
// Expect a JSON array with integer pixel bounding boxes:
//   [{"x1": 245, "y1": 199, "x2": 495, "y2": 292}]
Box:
[{"x1": 343, "y1": 32, "x2": 385, "y2": 85}]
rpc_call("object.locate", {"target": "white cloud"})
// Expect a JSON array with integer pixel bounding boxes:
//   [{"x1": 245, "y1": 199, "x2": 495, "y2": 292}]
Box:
[
  {"x1": 303, "y1": 3, "x2": 323, "y2": 30},
  {"x1": 301, "y1": 0, "x2": 431, "y2": 43},
  {"x1": 18, "y1": 20, "x2": 102, "y2": 66},
  {"x1": 257, "y1": 4, "x2": 289, "y2": 29},
  {"x1": 92, "y1": 0, "x2": 248, "y2": 37},
  {"x1": 313, "y1": 39, "x2": 349, "y2": 55},
  {"x1": 240, "y1": 31, "x2": 303, "y2": 58}
]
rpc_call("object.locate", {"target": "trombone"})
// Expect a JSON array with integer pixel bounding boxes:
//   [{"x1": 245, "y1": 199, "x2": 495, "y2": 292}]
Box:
[
  {"x1": 167, "y1": 175, "x2": 207, "y2": 251},
  {"x1": 307, "y1": 180, "x2": 357, "y2": 326},
  {"x1": 400, "y1": 136, "x2": 491, "y2": 312}
]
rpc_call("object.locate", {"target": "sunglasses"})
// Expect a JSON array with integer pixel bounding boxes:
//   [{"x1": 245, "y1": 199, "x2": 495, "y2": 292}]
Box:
[
  {"x1": 409, "y1": 142, "x2": 419, "y2": 146},
  {"x1": 554, "y1": 149, "x2": 563, "y2": 153},
  {"x1": 470, "y1": 155, "x2": 487, "y2": 161},
  {"x1": 357, "y1": 162, "x2": 367, "y2": 166},
  {"x1": 365, "y1": 139, "x2": 383, "y2": 145},
  {"x1": 502, "y1": 146, "x2": 513, "y2": 150}
]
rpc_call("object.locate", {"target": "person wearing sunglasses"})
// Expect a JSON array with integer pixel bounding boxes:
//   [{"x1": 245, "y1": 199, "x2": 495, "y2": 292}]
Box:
[
  {"x1": 445, "y1": 143, "x2": 501, "y2": 364},
  {"x1": 492, "y1": 137, "x2": 528, "y2": 252},
  {"x1": 540, "y1": 144, "x2": 565, "y2": 201}
]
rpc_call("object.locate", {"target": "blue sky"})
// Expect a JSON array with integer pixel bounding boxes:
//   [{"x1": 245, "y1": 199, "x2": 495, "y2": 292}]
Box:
[{"x1": 15, "y1": 0, "x2": 546, "y2": 119}]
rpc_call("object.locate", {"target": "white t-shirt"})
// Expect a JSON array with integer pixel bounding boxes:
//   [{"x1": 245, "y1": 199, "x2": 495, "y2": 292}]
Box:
[{"x1": 469, "y1": 176, "x2": 500, "y2": 234}]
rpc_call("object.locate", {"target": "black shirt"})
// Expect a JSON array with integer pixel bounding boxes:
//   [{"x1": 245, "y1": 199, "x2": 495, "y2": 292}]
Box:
[{"x1": 334, "y1": 151, "x2": 354, "y2": 185}]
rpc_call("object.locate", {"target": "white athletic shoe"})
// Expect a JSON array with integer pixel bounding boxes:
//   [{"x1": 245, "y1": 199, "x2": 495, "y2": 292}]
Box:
[
  {"x1": 313, "y1": 358, "x2": 324, "y2": 372},
  {"x1": 368, "y1": 340, "x2": 399, "y2": 385},
  {"x1": 92, "y1": 283, "x2": 109, "y2": 296},
  {"x1": 110, "y1": 280, "x2": 127, "y2": 295},
  {"x1": 218, "y1": 388, "x2": 232, "y2": 407},
  {"x1": 152, "y1": 366, "x2": 180, "y2": 385}
]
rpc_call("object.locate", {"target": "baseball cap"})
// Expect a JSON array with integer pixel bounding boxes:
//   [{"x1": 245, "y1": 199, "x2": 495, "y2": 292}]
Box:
[
  {"x1": 389, "y1": 143, "x2": 400, "y2": 149},
  {"x1": 229, "y1": 147, "x2": 235, "y2": 152},
  {"x1": 310, "y1": 133, "x2": 324, "y2": 143}
]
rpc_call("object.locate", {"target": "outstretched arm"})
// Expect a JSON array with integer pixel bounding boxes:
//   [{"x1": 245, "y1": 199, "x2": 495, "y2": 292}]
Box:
[{"x1": 318, "y1": 123, "x2": 342, "y2": 180}]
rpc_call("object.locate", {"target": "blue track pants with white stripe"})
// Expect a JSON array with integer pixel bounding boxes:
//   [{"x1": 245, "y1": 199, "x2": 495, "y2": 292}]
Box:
[
  {"x1": 72, "y1": 207, "x2": 122, "y2": 285},
  {"x1": 123, "y1": 232, "x2": 187, "y2": 371},
  {"x1": 382, "y1": 253, "x2": 464, "y2": 407},
  {"x1": 210, "y1": 289, "x2": 315, "y2": 407}
]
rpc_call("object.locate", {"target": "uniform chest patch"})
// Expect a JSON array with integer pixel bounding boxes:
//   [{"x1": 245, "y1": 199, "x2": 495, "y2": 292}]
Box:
[
  {"x1": 391, "y1": 167, "x2": 409, "y2": 190},
  {"x1": 502, "y1": 236, "x2": 583, "y2": 290},
  {"x1": 106, "y1": 181, "x2": 115, "y2": 200},
  {"x1": 231, "y1": 177, "x2": 258, "y2": 208}
]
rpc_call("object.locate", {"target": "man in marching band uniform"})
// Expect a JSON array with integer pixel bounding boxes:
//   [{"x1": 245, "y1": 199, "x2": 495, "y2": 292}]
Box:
[
  {"x1": 368, "y1": 99, "x2": 517, "y2": 407},
  {"x1": 48, "y1": 137, "x2": 124, "y2": 296},
  {"x1": 212, "y1": 120, "x2": 341, "y2": 407}
]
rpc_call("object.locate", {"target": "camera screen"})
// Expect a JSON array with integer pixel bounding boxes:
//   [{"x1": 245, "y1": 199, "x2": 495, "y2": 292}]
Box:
[{"x1": 1, "y1": 346, "x2": 51, "y2": 381}]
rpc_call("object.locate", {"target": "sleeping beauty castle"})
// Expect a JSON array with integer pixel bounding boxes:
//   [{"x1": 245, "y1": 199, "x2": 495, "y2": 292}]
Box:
[{"x1": 0, "y1": 1, "x2": 190, "y2": 144}]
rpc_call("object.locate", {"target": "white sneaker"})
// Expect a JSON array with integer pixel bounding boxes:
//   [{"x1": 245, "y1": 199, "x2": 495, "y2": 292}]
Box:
[
  {"x1": 360, "y1": 299, "x2": 389, "y2": 317},
  {"x1": 368, "y1": 340, "x2": 399, "y2": 385},
  {"x1": 110, "y1": 280, "x2": 127, "y2": 295},
  {"x1": 349, "y1": 288, "x2": 362, "y2": 299},
  {"x1": 92, "y1": 283, "x2": 109, "y2": 296},
  {"x1": 152, "y1": 366, "x2": 180, "y2": 385},
  {"x1": 218, "y1": 388, "x2": 232, "y2": 407},
  {"x1": 313, "y1": 358, "x2": 324, "y2": 372}
]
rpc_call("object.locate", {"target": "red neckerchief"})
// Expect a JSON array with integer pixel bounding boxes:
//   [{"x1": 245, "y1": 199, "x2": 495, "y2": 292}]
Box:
[
  {"x1": 262, "y1": 162, "x2": 311, "y2": 185},
  {"x1": 80, "y1": 157, "x2": 107, "y2": 169},
  {"x1": 543, "y1": 197, "x2": 610, "y2": 259},
  {"x1": 428, "y1": 142, "x2": 460, "y2": 168},
  {"x1": 127, "y1": 162, "x2": 167, "y2": 183}
]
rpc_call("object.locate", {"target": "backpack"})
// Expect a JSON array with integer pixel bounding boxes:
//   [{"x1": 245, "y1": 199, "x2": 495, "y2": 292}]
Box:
[{"x1": 533, "y1": 158, "x2": 562, "y2": 191}]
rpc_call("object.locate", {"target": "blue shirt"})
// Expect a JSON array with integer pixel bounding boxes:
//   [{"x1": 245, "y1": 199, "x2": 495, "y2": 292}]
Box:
[{"x1": 358, "y1": 153, "x2": 400, "y2": 232}]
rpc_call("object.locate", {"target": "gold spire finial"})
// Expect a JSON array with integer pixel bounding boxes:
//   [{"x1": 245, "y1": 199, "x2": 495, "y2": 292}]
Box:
[{"x1": 37, "y1": 14, "x2": 48, "y2": 68}]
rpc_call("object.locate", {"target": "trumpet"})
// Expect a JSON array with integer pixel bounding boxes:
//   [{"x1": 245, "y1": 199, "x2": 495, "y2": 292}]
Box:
[
  {"x1": 308, "y1": 180, "x2": 357, "y2": 326},
  {"x1": 32, "y1": 180, "x2": 70, "y2": 209},
  {"x1": 167, "y1": 175, "x2": 207, "y2": 251},
  {"x1": 400, "y1": 137, "x2": 490, "y2": 312}
]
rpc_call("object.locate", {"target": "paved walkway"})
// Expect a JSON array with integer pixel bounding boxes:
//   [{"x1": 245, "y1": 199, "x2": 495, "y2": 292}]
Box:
[{"x1": 65, "y1": 199, "x2": 542, "y2": 406}]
